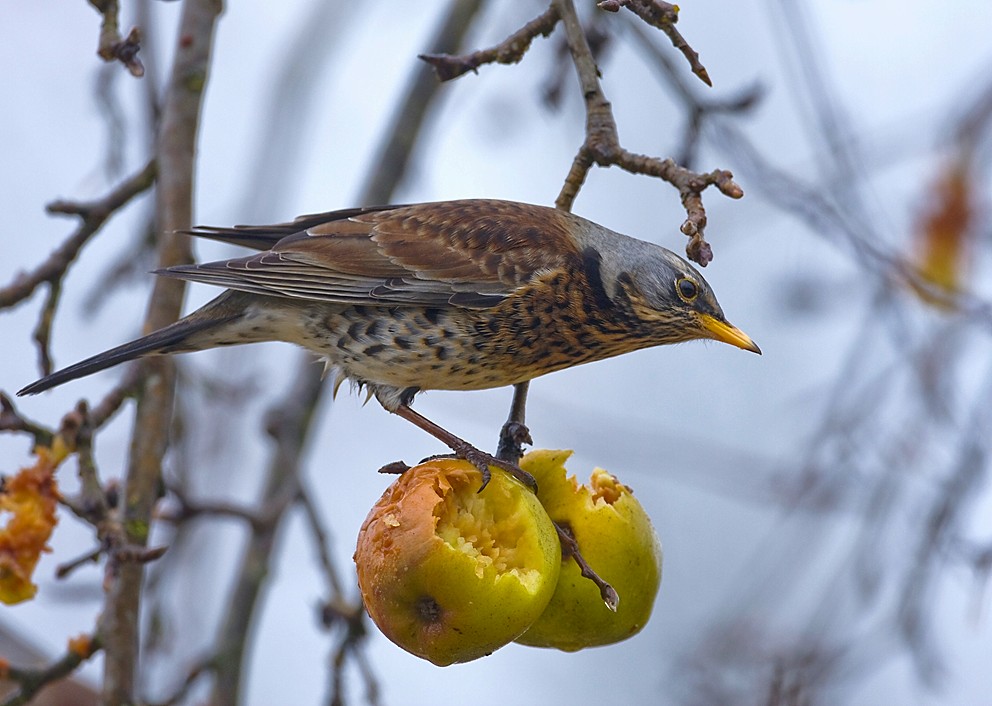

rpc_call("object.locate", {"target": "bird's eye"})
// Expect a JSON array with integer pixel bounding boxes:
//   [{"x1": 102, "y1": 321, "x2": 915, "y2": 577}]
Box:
[{"x1": 676, "y1": 277, "x2": 698, "y2": 302}]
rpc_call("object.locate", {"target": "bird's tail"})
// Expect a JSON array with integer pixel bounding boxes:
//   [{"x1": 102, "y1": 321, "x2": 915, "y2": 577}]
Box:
[{"x1": 18, "y1": 295, "x2": 245, "y2": 396}]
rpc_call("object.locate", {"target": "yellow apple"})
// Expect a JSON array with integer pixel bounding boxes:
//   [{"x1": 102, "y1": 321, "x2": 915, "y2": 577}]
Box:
[
  {"x1": 355, "y1": 458, "x2": 561, "y2": 666},
  {"x1": 515, "y1": 449, "x2": 662, "y2": 651}
]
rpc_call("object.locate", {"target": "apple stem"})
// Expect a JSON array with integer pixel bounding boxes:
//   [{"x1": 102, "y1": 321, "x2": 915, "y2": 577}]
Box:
[{"x1": 553, "y1": 521, "x2": 620, "y2": 612}]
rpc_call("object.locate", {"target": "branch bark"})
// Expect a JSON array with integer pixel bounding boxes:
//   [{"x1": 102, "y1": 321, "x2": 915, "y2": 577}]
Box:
[{"x1": 100, "y1": 1, "x2": 222, "y2": 703}]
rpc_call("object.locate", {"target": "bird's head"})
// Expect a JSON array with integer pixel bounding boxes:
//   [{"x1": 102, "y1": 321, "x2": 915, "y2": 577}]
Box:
[{"x1": 593, "y1": 230, "x2": 761, "y2": 354}]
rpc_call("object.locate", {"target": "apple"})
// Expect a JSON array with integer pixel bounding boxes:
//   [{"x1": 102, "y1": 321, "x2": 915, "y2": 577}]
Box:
[
  {"x1": 515, "y1": 449, "x2": 662, "y2": 651},
  {"x1": 355, "y1": 458, "x2": 561, "y2": 665}
]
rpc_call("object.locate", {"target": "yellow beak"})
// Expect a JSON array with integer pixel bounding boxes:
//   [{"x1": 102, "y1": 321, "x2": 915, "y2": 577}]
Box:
[{"x1": 698, "y1": 314, "x2": 761, "y2": 354}]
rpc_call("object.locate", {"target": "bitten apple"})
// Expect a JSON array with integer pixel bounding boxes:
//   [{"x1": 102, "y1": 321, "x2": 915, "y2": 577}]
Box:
[
  {"x1": 355, "y1": 459, "x2": 561, "y2": 666},
  {"x1": 515, "y1": 449, "x2": 662, "y2": 651}
]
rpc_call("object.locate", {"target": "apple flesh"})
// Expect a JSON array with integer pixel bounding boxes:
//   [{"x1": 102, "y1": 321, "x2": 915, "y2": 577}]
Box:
[{"x1": 355, "y1": 459, "x2": 561, "y2": 666}]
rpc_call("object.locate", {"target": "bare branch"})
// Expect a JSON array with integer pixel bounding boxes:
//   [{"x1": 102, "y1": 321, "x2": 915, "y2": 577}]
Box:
[
  {"x1": 0, "y1": 159, "x2": 155, "y2": 312},
  {"x1": 87, "y1": 0, "x2": 145, "y2": 76},
  {"x1": 552, "y1": 0, "x2": 741, "y2": 265},
  {"x1": 0, "y1": 393, "x2": 56, "y2": 448},
  {"x1": 297, "y1": 484, "x2": 345, "y2": 599},
  {"x1": 620, "y1": 0, "x2": 711, "y2": 85},
  {"x1": 0, "y1": 634, "x2": 102, "y2": 706},
  {"x1": 100, "y1": 1, "x2": 221, "y2": 702},
  {"x1": 420, "y1": 3, "x2": 560, "y2": 82},
  {"x1": 55, "y1": 546, "x2": 103, "y2": 579}
]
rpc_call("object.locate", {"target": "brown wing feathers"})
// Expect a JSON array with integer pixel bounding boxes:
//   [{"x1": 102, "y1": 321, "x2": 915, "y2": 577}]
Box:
[{"x1": 164, "y1": 200, "x2": 583, "y2": 310}]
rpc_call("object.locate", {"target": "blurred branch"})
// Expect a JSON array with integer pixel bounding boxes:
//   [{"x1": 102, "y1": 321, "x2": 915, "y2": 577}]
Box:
[
  {"x1": 100, "y1": 0, "x2": 221, "y2": 702},
  {"x1": 148, "y1": 660, "x2": 213, "y2": 706},
  {"x1": 0, "y1": 634, "x2": 102, "y2": 706},
  {"x1": 237, "y1": 0, "x2": 352, "y2": 220},
  {"x1": 359, "y1": 0, "x2": 485, "y2": 204},
  {"x1": 299, "y1": 486, "x2": 381, "y2": 706},
  {"x1": 624, "y1": 18, "x2": 761, "y2": 167},
  {"x1": 208, "y1": 357, "x2": 321, "y2": 706},
  {"x1": 87, "y1": 0, "x2": 144, "y2": 76},
  {"x1": 0, "y1": 159, "x2": 155, "y2": 312},
  {"x1": 0, "y1": 394, "x2": 56, "y2": 449}
]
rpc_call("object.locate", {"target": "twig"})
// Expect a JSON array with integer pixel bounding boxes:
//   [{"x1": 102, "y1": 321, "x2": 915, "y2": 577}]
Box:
[
  {"x1": 30, "y1": 279, "x2": 62, "y2": 376},
  {"x1": 419, "y1": 3, "x2": 560, "y2": 82},
  {"x1": 298, "y1": 482, "x2": 382, "y2": 706},
  {"x1": 55, "y1": 546, "x2": 103, "y2": 578},
  {"x1": 87, "y1": 0, "x2": 145, "y2": 76},
  {"x1": 297, "y1": 484, "x2": 345, "y2": 598},
  {"x1": 160, "y1": 484, "x2": 272, "y2": 530},
  {"x1": 617, "y1": 0, "x2": 711, "y2": 86},
  {"x1": 73, "y1": 401, "x2": 112, "y2": 523},
  {"x1": 0, "y1": 159, "x2": 155, "y2": 311},
  {"x1": 145, "y1": 660, "x2": 213, "y2": 706},
  {"x1": 0, "y1": 393, "x2": 56, "y2": 448},
  {"x1": 552, "y1": 0, "x2": 741, "y2": 265},
  {"x1": 555, "y1": 521, "x2": 619, "y2": 610},
  {"x1": 0, "y1": 634, "x2": 102, "y2": 706},
  {"x1": 624, "y1": 18, "x2": 761, "y2": 167},
  {"x1": 324, "y1": 603, "x2": 379, "y2": 706}
]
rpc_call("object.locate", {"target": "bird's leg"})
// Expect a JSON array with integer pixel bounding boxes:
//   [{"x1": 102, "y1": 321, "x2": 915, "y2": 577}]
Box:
[
  {"x1": 496, "y1": 381, "x2": 532, "y2": 464},
  {"x1": 391, "y1": 403, "x2": 537, "y2": 492}
]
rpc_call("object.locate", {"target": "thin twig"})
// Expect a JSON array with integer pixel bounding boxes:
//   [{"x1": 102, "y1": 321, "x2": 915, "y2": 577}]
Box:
[
  {"x1": 619, "y1": 0, "x2": 711, "y2": 86},
  {"x1": 0, "y1": 159, "x2": 156, "y2": 311},
  {"x1": 87, "y1": 0, "x2": 144, "y2": 76},
  {"x1": 0, "y1": 393, "x2": 56, "y2": 448},
  {"x1": 553, "y1": 0, "x2": 741, "y2": 266},
  {"x1": 555, "y1": 521, "x2": 619, "y2": 610},
  {"x1": 297, "y1": 483, "x2": 345, "y2": 598},
  {"x1": 143, "y1": 659, "x2": 214, "y2": 706},
  {"x1": 55, "y1": 546, "x2": 103, "y2": 578},
  {"x1": 419, "y1": 3, "x2": 560, "y2": 82},
  {"x1": 0, "y1": 634, "x2": 102, "y2": 706}
]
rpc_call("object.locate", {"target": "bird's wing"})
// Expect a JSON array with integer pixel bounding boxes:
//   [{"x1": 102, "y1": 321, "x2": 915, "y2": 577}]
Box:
[
  {"x1": 180, "y1": 205, "x2": 408, "y2": 251},
  {"x1": 163, "y1": 200, "x2": 583, "y2": 309}
]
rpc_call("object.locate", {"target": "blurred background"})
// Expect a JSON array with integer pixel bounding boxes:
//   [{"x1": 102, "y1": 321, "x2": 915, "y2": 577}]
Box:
[{"x1": 2, "y1": 1, "x2": 991, "y2": 704}]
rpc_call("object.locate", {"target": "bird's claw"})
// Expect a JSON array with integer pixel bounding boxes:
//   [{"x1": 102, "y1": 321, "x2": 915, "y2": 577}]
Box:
[{"x1": 459, "y1": 446, "x2": 537, "y2": 493}]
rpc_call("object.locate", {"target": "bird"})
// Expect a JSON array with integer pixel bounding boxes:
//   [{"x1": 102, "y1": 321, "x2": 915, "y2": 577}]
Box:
[{"x1": 19, "y1": 199, "x2": 759, "y2": 485}]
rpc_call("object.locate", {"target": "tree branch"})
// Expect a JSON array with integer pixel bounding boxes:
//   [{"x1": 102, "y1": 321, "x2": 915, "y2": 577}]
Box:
[
  {"x1": 0, "y1": 159, "x2": 155, "y2": 312},
  {"x1": 611, "y1": 0, "x2": 711, "y2": 86},
  {"x1": 553, "y1": 0, "x2": 740, "y2": 266},
  {"x1": 100, "y1": 1, "x2": 221, "y2": 703},
  {"x1": 87, "y1": 0, "x2": 145, "y2": 76},
  {"x1": 0, "y1": 634, "x2": 102, "y2": 706},
  {"x1": 419, "y1": 3, "x2": 560, "y2": 82}
]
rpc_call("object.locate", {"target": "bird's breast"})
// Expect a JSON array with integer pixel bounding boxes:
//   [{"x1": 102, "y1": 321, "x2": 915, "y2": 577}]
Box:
[{"x1": 298, "y1": 271, "x2": 651, "y2": 393}]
